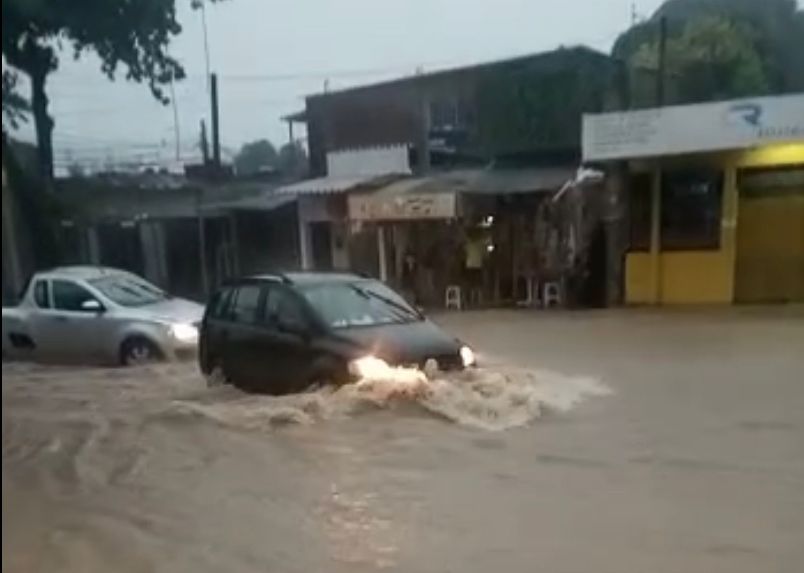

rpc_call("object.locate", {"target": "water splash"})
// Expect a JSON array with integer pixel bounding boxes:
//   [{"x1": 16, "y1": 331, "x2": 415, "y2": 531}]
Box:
[{"x1": 173, "y1": 365, "x2": 610, "y2": 432}]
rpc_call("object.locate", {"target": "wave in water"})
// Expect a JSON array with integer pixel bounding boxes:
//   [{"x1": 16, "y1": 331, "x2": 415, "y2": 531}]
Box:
[{"x1": 172, "y1": 365, "x2": 610, "y2": 432}]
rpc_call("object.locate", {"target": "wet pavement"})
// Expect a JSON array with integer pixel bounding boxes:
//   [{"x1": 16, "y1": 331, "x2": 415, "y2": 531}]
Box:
[{"x1": 3, "y1": 308, "x2": 804, "y2": 573}]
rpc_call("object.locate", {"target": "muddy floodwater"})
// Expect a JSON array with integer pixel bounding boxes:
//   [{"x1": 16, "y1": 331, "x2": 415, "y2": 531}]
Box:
[{"x1": 4, "y1": 309, "x2": 804, "y2": 573}]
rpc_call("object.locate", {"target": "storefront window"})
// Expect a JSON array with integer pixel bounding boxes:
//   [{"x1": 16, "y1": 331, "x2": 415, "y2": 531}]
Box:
[
  {"x1": 661, "y1": 168, "x2": 723, "y2": 250},
  {"x1": 628, "y1": 173, "x2": 652, "y2": 251}
]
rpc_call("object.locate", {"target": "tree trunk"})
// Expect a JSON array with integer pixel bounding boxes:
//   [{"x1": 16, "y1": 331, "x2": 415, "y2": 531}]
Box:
[{"x1": 30, "y1": 69, "x2": 54, "y2": 185}]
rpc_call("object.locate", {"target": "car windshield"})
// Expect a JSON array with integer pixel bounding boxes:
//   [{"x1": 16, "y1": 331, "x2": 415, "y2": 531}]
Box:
[
  {"x1": 89, "y1": 275, "x2": 168, "y2": 308},
  {"x1": 302, "y1": 280, "x2": 421, "y2": 329}
]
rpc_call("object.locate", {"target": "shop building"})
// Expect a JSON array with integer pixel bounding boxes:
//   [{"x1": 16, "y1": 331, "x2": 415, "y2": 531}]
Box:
[{"x1": 583, "y1": 94, "x2": 804, "y2": 305}]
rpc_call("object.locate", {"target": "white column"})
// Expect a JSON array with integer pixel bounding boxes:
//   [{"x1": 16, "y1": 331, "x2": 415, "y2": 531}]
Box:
[
  {"x1": 377, "y1": 225, "x2": 388, "y2": 282},
  {"x1": 87, "y1": 226, "x2": 101, "y2": 265},
  {"x1": 297, "y1": 200, "x2": 311, "y2": 270}
]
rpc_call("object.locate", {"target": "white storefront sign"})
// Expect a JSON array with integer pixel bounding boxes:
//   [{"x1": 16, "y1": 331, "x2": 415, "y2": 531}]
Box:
[
  {"x1": 349, "y1": 192, "x2": 456, "y2": 221},
  {"x1": 582, "y1": 94, "x2": 804, "y2": 162},
  {"x1": 327, "y1": 145, "x2": 411, "y2": 178}
]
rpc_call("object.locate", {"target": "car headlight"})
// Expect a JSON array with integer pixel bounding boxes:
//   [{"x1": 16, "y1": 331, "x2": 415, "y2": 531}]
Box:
[
  {"x1": 460, "y1": 345, "x2": 476, "y2": 368},
  {"x1": 170, "y1": 323, "x2": 199, "y2": 343},
  {"x1": 348, "y1": 355, "x2": 392, "y2": 379}
]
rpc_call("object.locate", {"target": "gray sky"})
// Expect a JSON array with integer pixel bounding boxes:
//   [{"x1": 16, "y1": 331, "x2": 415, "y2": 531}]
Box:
[{"x1": 12, "y1": 0, "x2": 666, "y2": 171}]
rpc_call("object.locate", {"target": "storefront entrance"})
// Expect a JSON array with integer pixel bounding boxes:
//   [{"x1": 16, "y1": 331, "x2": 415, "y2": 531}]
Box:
[{"x1": 735, "y1": 166, "x2": 804, "y2": 303}]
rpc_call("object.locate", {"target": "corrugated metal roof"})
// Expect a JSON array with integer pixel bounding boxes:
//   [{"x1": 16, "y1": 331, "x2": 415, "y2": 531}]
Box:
[
  {"x1": 466, "y1": 167, "x2": 575, "y2": 194},
  {"x1": 363, "y1": 167, "x2": 575, "y2": 197},
  {"x1": 202, "y1": 191, "x2": 295, "y2": 213},
  {"x1": 276, "y1": 174, "x2": 396, "y2": 195}
]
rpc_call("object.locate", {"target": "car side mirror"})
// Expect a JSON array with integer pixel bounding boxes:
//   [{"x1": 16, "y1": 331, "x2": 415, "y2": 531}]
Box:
[{"x1": 81, "y1": 299, "x2": 105, "y2": 313}]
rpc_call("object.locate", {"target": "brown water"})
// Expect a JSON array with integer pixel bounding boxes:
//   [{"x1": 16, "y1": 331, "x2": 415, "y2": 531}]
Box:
[{"x1": 4, "y1": 310, "x2": 803, "y2": 573}]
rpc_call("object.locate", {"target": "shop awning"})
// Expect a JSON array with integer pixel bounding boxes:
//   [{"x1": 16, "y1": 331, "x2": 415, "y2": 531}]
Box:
[
  {"x1": 347, "y1": 167, "x2": 575, "y2": 221},
  {"x1": 202, "y1": 191, "x2": 296, "y2": 213},
  {"x1": 464, "y1": 167, "x2": 575, "y2": 194},
  {"x1": 276, "y1": 174, "x2": 393, "y2": 196}
]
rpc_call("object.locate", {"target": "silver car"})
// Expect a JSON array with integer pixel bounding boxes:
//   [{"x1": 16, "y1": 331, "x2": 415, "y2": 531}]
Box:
[{"x1": 2, "y1": 266, "x2": 204, "y2": 366}]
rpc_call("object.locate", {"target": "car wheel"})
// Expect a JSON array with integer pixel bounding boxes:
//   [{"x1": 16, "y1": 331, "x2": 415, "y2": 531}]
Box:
[
  {"x1": 120, "y1": 337, "x2": 162, "y2": 367},
  {"x1": 303, "y1": 359, "x2": 347, "y2": 392}
]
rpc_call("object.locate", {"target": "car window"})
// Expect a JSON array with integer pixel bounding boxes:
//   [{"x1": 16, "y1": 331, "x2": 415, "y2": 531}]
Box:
[
  {"x1": 33, "y1": 280, "x2": 50, "y2": 309},
  {"x1": 301, "y1": 280, "x2": 420, "y2": 329},
  {"x1": 52, "y1": 280, "x2": 100, "y2": 312},
  {"x1": 208, "y1": 287, "x2": 234, "y2": 320},
  {"x1": 230, "y1": 285, "x2": 263, "y2": 324},
  {"x1": 265, "y1": 286, "x2": 307, "y2": 328}
]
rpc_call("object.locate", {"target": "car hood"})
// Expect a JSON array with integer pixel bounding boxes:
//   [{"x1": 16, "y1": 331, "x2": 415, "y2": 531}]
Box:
[
  {"x1": 333, "y1": 319, "x2": 462, "y2": 365},
  {"x1": 131, "y1": 298, "x2": 205, "y2": 325}
]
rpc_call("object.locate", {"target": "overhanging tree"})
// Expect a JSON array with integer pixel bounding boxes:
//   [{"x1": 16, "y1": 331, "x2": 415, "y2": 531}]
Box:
[
  {"x1": 630, "y1": 16, "x2": 770, "y2": 105},
  {"x1": 2, "y1": 0, "x2": 217, "y2": 182}
]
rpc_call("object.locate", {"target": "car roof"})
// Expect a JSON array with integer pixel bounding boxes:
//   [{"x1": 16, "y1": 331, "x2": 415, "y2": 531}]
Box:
[
  {"x1": 233, "y1": 271, "x2": 368, "y2": 288},
  {"x1": 38, "y1": 266, "x2": 131, "y2": 281}
]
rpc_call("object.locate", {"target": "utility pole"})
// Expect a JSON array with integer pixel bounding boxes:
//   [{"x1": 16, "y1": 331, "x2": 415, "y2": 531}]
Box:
[
  {"x1": 169, "y1": 74, "x2": 181, "y2": 161},
  {"x1": 656, "y1": 16, "x2": 668, "y2": 106},
  {"x1": 199, "y1": 120, "x2": 210, "y2": 165},
  {"x1": 210, "y1": 72, "x2": 221, "y2": 169}
]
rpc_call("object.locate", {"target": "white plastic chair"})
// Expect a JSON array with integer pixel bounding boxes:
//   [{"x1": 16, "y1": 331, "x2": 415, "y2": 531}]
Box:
[
  {"x1": 445, "y1": 285, "x2": 463, "y2": 310},
  {"x1": 542, "y1": 281, "x2": 563, "y2": 308}
]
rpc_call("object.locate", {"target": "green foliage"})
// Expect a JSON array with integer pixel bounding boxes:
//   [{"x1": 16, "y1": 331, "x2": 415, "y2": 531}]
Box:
[
  {"x1": 615, "y1": 0, "x2": 803, "y2": 106},
  {"x1": 2, "y1": 1, "x2": 225, "y2": 178},
  {"x1": 234, "y1": 139, "x2": 279, "y2": 176},
  {"x1": 2, "y1": 0, "x2": 189, "y2": 101},
  {"x1": 631, "y1": 16, "x2": 770, "y2": 104},
  {"x1": 2, "y1": 70, "x2": 29, "y2": 130},
  {"x1": 475, "y1": 50, "x2": 616, "y2": 155},
  {"x1": 276, "y1": 142, "x2": 308, "y2": 177}
]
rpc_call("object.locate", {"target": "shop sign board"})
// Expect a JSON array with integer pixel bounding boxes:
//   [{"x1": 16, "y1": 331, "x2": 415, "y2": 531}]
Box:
[
  {"x1": 349, "y1": 192, "x2": 456, "y2": 221},
  {"x1": 583, "y1": 94, "x2": 804, "y2": 161}
]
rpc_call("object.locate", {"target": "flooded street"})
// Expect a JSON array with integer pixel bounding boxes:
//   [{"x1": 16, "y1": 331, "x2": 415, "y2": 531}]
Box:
[{"x1": 4, "y1": 309, "x2": 804, "y2": 573}]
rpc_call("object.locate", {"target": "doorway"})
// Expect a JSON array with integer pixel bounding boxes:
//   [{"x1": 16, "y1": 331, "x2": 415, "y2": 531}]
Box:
[
  {"x1": 310, "y1": 222, "x2": 333, "y2": 270},
  {"x1": 735, "y1": 166, "x2": 804, "y2": 303}
]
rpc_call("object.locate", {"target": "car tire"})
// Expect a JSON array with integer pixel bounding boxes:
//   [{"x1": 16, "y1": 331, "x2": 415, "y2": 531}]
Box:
[
  {"x1": 303, "y1": 358, "x2": 347, "y2": 392},
  {"x1": 120, "y1": 337, "x2": 162, "y2": 367}
]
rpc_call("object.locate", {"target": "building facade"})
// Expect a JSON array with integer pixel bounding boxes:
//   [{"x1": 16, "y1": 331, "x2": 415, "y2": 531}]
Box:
[{"x1": 583, "y1": 93, "x2": 804, "y2": 305}]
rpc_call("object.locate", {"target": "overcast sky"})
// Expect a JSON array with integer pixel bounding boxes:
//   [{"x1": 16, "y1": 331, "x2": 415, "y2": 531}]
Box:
[{"x1": 11, "y1": 0, "x2": 668, "y2": 171}]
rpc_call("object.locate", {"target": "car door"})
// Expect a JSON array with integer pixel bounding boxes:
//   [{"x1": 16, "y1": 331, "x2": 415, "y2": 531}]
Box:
[
  {"x1": 24, "y1": 279, "x2": 58, "y2": 356},
  {"x1": 260, "y1": 284, "x2": 319, "y2": 393},
  {"x1": 222, "y1": 283, "x2": 271, "y2": 388},
  {"x1": 32, "y1": 279, "x2": 110, "y2": 361}
]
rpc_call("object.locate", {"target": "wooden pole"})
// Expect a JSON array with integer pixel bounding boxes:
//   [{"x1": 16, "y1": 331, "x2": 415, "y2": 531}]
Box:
[{"x1": 211, "y1": 73, "x2": 221, "y2": 169}]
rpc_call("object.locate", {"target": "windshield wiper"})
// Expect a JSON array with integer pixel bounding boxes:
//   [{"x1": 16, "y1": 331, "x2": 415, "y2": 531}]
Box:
[{"x1": 350, "y1": 285, "x2": 422, "y2": 322}]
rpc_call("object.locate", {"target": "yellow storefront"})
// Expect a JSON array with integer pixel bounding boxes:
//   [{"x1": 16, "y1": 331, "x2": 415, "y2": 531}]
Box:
[{"x1": 584, "y1": 95, "x2": 804, "y2": 305}]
